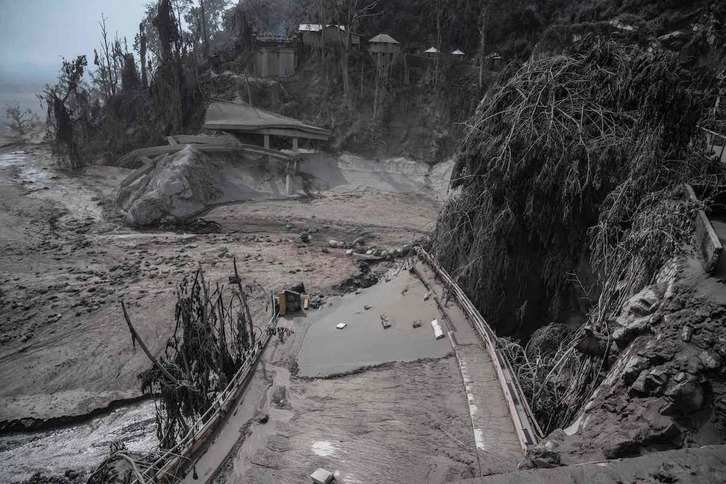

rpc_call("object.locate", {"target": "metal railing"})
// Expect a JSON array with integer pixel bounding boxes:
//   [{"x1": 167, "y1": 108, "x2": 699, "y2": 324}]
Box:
[
  {"x1": 415, "y1": 247, "x2": 543, "y2": 452},
  {"x1": 132, "y1": 312, "x2": 279, "y2": 483}
]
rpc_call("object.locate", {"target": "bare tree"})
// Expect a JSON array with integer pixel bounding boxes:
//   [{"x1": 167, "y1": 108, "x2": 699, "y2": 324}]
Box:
[
  {"x1": 478, "y1": 0, "x2": 489, "y2": 89},
  {"x1": 93, "y1": 14, "x2": 124, "y2": 101},
  {"x1": 138, "y1": 22, "x2": 149, "y2": 88},
  {"x1": 329, "y1": 0, "x2": 380, "y2": 99},
  {"x1": 5, "y1": 103, "x2": 34, "y2": 134}
]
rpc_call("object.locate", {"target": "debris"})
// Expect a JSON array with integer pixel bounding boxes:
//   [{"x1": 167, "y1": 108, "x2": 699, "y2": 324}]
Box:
[
  {"x1": 336, "y1": 322, "x2": 347, "y2": 329},
  {"x1": 423, "y1": 292, "x2": 430, "y2": 301},
  {"x1": 431, "y1": 319, "x2": 444, "y2": 339},
  {"x1": 364, "y1": 305, "x2": 371, "y2": 310},
  {"x1": 413, "y1": 319, "x2": 422, "y2": 328},
  {"x1": 380, "y1": 314, "x2": 391, "y2": 329},
  {"x1": 311, "y1": 467, "x2": 335, "y2": 484}
]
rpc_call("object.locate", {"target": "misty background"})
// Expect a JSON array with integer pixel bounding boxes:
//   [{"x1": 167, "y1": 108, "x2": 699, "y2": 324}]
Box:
[{"x1": 0, "y1": 0, "x2": 149, "y2": 128}]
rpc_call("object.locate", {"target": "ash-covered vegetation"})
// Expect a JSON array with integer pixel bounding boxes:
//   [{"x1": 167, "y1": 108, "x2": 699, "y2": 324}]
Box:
[
  {"x1": 38, "y1": 0, "x2": 725, "y2": 170},
  {"x1": 433, "y1": 7, "x2": 726, "y2": 435}
]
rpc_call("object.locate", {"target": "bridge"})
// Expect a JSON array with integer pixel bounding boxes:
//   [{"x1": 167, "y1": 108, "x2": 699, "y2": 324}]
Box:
[{"x1": 127, "y1": 249, "x2": 541, "y2": 483}]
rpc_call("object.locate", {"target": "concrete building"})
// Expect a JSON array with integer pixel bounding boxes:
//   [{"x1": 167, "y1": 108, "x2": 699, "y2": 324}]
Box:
[
  {"x1": 254, "y1": 36, "x2": 297, "y2": 78},
  {"x1": 298, "y1": 24, "x2": 362, "y2": 49}
]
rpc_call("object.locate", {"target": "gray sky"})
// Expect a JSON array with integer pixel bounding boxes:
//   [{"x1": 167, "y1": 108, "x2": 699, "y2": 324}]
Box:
[{"x1": 0, "y1": 0, "x2": 150, "y2": 86}]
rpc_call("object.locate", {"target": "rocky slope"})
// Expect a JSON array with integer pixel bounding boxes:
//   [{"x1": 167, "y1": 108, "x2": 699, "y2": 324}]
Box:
[{"x1": 528, "y1": 255, "x2": 726, "y2": 466}]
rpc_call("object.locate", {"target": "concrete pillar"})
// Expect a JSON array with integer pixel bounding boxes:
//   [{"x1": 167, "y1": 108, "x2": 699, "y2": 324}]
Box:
[
  {"x1": 264, "y1": 134, "x2": 270, "y2": 149},
  {"x1": 292, "y1": 137, "x2": 299, "y2": 153},
  {"x1": 286, "y1": 174, "x2": 293, "y2": 195}
]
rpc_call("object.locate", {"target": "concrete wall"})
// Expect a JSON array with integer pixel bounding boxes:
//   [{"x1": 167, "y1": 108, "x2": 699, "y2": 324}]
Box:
[{"x1": 255, "y1": 46, "x2": 296, "y2": 78}]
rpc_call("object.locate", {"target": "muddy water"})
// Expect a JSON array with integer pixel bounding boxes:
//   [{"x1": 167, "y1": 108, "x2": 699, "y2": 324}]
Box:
[
  {"x1": 0, "y1": 401, "x2": 157, "y2": 482},
  {"x1": 296, "y1": 269, "x2": 452, "y2": 377},
  {"x1": 0, "y1": 151, "x2": 47, "y2": 184}
]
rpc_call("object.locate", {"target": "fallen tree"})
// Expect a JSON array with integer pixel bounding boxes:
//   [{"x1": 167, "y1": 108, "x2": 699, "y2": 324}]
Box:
[
  {"x1": 122, "y1": 260, "x2": 258, "y2": 449},
  {"x1": 433, "y1": 36, "x2": 726, "y2": 432}
]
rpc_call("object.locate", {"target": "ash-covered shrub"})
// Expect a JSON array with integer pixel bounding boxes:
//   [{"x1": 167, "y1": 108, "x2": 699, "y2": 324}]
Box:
[{"x1": 433, "y1": 37, "x2": 721, "y2": 337}]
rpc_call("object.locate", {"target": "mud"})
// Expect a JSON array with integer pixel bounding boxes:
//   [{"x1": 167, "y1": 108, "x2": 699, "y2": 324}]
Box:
[
  {"x1": 297, "y1": 269, "x2": 453, "y2": 377},
  {"x1": 0, "y1": 135, "x2": 450, "y2": 481}
]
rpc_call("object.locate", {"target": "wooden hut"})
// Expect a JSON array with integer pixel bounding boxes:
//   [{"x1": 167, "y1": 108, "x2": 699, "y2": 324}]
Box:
[{"x1": 369, "y1": 33, "x2": 401, "y2": 56}]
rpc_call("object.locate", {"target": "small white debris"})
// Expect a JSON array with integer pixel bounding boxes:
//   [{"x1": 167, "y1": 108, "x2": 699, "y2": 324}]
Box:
[
  {"x1": 311, "y1": 467, "x2": 335, "y2": 484},
  {"x1": 431, "y1": 319, "x2": 444, "y2": 339},
  {"x1": 336, "y1": 322, "x2": 347, "y2": 329},
  {"x1": 423, "y1": 292, "x2": 430, "y2": 301}
]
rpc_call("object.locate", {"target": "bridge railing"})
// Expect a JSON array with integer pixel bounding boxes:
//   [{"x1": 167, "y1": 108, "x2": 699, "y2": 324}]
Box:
[
  {"x1": 131, "y1": 312, "x2": 279, "y2": 484},
  {"x1": 415, "y1": 247, "x2": 543, "y2": 453}
]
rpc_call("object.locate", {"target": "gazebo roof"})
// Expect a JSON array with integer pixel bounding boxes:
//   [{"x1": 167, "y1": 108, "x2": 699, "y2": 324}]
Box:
[
  {"x1": 424, "y1": 46, "x2": 439, "y2": 54},
  {"x1": 452, "y1": 48, "x2": 465, "y2": 55},
  {"x1": 369, "y1": 33, "x2": 399, "y2": 44}
]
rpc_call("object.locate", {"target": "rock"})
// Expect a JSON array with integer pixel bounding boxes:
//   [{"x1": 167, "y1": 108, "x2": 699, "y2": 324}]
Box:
[
  {"x1": 258, "y1": 414, "x2": 269, "y2": 424},
  {"x1": 353, "y1": 236, "x2": 365, "y2": 246},
  {"x1": 346, "y1": 249, "x2": 354, "y2": 255},
  {"x1": 630, "y1": 367, "x2": 668, "y2": 396},
  {"x1": 623, "y1": 287, "x2": 660, "y2": 317},
  {"x1": 681, "y1": 325, "x2": 693, "y2": 342},
  {"x1": 613, "y1": 315, "x2": 651, "y2": 346},
  {"x1": 664, "y1": 375, "x2": 704, "y2": 414},
  {"x1": 65, "y1": 469, "x2": 79, "y2": 480},
  {"x1": 623, "y1": 355, "x2": 650, "y2": 385},
  {"x1": 298, "y1": 232, "x2": 310, "y2": 243},
  {"x1": 699, "y1": 350, "x2": 722, "y2": 370},
  {"x1": 527, "y1": 448, "x2": 561, "y2": 468},
  {"x1": 329, "y1": 239, "x2": 338, "y2": 247}
]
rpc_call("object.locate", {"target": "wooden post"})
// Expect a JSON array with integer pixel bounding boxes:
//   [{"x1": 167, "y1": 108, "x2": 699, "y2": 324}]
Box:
[{"x1": 264, "y1": 134, "x2": 270, "y2": 149}]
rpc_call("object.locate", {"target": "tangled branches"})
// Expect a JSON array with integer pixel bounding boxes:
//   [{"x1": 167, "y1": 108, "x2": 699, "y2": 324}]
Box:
[
  {"x1": 125, "y1": 260, "x2": 260, "y2": 449},
  {"x1": 433, "y1": 36, "x2": 726, "y2": 431},
  {"x1": 434, "y1": 37, "x2": 714, "y2": 335}
]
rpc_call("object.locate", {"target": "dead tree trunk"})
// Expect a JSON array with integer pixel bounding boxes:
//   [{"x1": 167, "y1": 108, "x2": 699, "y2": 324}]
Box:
[
  {"x1": 139, "y1": 22, "x2": 148, "y2": 88},
  {"x1": 478, "y1": 0, "x2": 489, "y2": 89}
]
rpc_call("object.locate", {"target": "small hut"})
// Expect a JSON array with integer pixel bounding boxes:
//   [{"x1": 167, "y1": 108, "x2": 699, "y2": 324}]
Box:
[
  {"x1": 452, "y1": 48, "x2": 465, "y2": 56},
  {"x1": 369, "y1": 33, "x2": 401, "y2": 55},
  {"x1": 424, "y1": 46, "x2": 440, "y2": 56}
]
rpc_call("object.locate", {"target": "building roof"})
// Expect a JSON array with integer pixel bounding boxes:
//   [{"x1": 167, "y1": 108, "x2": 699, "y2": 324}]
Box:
[
  {"x1": 299, "y1": 24, "x2": 351, "y2": 32},
  {"x1": 424, "y1": 46, "x2": 439, "y2": 54},
  {"x1": 298, "y1": 24, "x2": 322, "y2": 32},
  {"x1": 204, "y1": 99, "x2": 330, "y2": 140},
  {"x1": 369, "y1": 33, "x2": 399, "y2": 44},
  {"x1": 452, "y1": 48, "x2": 465, "y2": 55}
]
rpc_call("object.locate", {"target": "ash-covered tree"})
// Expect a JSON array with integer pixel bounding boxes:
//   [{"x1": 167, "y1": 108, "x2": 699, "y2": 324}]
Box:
[
  {"x1": 41, "y1": 55, "x2": 93, "y2": 168},
  {"x1": 152, "y1": 0, "x2": 185, "y2": 133},
  {"x1": 5, "y1": 103, "x2": 34, "y2": 135},
  {"x1": 327, "y1": 0, "x2": 380, "y2": 99}
]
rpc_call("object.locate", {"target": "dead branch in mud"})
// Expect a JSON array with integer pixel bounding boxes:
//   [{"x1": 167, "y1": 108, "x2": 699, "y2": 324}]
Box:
[{"x1": 122, "y1": 259, "x2": 261, "y2": 449}]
